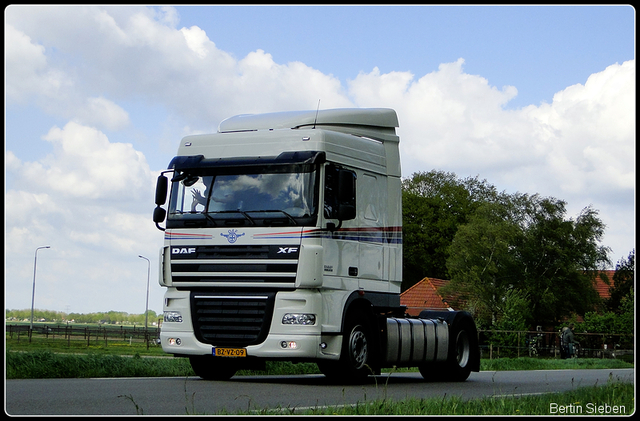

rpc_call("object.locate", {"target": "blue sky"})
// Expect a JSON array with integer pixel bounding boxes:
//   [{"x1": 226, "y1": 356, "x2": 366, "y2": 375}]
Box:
[
  {"x1": 175, "y1": 5, "x2": 634, "y2": 109},
  {"x1": 5, "y1": 5, "x2": 635, "y2": 315}
]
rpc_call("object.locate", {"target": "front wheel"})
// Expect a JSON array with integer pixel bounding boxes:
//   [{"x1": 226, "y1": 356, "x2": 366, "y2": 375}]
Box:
[{"x1": 318, "y1": 316, "x2": 375, "y2": 383}]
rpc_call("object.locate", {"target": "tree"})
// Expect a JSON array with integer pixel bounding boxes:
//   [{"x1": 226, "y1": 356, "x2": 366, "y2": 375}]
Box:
[
  {"x1": 443, "y1": 200, "x2": 522, "y2": 326},
  {"x1": 488, "y1": 289, "x2": 532, "y2": 355},
  {"x1": 444, "y1": 194, "x2": 610, "y2": 327},
  {"x1": 606, "y1": 249, "x2": 635, "y2": 313},
  {"x1": 401, "y1": 170, "x2": 498, "y2": 290}
]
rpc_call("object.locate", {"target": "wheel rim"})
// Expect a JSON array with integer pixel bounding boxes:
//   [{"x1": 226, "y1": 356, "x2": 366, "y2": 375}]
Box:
[
  {"x1": 349, "y1": 326, "x2": 368, "y2": 370},
  {"x1": 456, "y1": 330, "x2": 470, "y2": 368}
]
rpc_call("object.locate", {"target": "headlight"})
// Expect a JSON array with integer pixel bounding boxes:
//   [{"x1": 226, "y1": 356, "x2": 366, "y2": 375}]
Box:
[
  {"x1": 282, "y1": 313, "x2": 316, "y2": 325},
  {"x1": 163, "y1": 311, "x2": 183, "y2": 323}
]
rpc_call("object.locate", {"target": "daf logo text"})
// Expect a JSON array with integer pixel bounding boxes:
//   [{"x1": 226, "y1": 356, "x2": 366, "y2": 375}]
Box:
[{"x1": 172, "y1": 247, "x2": 196, "y2": 255}]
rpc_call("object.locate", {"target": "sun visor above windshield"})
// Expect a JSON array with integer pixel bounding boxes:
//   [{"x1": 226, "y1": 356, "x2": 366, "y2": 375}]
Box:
[{"x1": 168, "y1": 151, "x2": 325, "y2": 170}]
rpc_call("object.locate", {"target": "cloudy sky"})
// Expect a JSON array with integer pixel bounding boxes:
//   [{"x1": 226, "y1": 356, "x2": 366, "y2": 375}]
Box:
[{"x1": 5, "y1": 5, "x2": 635, "y2": 316}]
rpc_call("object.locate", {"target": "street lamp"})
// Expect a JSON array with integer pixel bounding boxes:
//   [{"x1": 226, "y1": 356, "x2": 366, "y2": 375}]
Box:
[
  {"x1": 30, "y1": 245, "x2": 51, "y2": 333},
  {"x1": 138, "y1": 255, "x2": 150, "y2": 347}
]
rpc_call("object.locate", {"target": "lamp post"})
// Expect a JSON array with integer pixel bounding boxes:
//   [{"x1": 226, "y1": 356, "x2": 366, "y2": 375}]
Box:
[
  {"x1": 138, "y1": 255, "x2": 150, "y2": 348},
  {"x1": 30, "y1": 245, "x2": 51, "y2": 334}
]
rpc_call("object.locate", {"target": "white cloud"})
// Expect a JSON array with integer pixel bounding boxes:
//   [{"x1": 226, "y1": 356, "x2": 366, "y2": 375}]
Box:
[
  {"x1": 180, "y1": 25, "x2": 211, "y2": 59},
  {"x1": 20, "y1": 122, "x2": 152, "y2": 201},
  {"x1": 523, "y1": 61, "x2": 635, "y2": 199},
  {"x1": 349, "y1": 59, "x2": 531, "y2": 175},
  {"x1": 5, "y1": 6, "x2": 351, "y2": 129},
  {"x1": 75, "y1": 97, "x2": 131, "y2": 131},
  {"x1": 348, "y1": 58, "x2": 634, "y2": 205},
  {"x1": 4, "y1": 24, "x2": 71, "y2": 103}
]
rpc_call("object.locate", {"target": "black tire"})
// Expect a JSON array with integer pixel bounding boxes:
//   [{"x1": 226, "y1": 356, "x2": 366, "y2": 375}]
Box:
[
  {"x1": 318, "y1": 315, "x2": 374, "y2": 383},
  {"x1": 419, "y1": 317, "x2": 475, "y2": 382},
  {"x1": 189, "y1": 356, "x2": 237, "y2": 381}
]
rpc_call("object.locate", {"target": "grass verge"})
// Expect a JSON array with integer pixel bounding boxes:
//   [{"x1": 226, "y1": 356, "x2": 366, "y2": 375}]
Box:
[{"x1": 245, "y1": 381, "x2": 634, "y2": 415}]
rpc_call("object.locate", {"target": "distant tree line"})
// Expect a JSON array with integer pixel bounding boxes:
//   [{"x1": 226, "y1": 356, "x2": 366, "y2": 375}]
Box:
[
  {"x1": 5, "y1": 309, "x2": 159, "y2": 325},
  {"x1": 402, "y1": 170, "x2": 634, "y2": 331}
]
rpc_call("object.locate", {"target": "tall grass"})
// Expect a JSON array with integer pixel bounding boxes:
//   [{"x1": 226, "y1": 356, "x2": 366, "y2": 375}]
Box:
[
  {"x1": 6, "y1": 351, "x2": 194, "y2": 379},
  {"x1": 480, "y1": 356, "x2": 633, "y2": 371},
  {"x1": 266, "y1": 381, "x2": 634, "y2": 416}
]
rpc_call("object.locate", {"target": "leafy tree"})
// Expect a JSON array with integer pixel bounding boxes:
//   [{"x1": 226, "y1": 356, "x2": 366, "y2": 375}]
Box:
[
  {"x1": 606, "y1": 249, "x2": 635, "y2": 313},
  {"x1": 444, "y1": 194, "x2": 610, "y2": 327},
  {"x1": 568, "y1": 288, "x2": 634, "y2": 349},
  {"x1": 443, "y1": 200, "x2": 522, "y2": 326},
  {"x1": 401, "y1": 170, "x2": 498, "y2": 289},
  {"x1": 487, "y1": 289, "x2": 532, "y2": 355},
  {"x1": 516, "y1": 201, "x2": 609, "y2": 324}
]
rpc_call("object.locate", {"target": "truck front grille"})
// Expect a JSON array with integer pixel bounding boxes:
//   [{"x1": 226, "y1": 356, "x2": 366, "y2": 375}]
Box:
[
  {"x1": 171, "y1": 245, "x2": 298, "y2": 285},
  {"x1": 190, "y1": 292, "x2": 276, "y2": 346}
]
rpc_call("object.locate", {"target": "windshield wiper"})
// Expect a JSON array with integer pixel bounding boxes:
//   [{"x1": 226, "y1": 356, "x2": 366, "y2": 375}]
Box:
[
  {"x1": 249, "y1": 210, "x2": 299, "y2": 226},
  {"x1": 208, "y1": 210, "x2": 257, "y2": 226}
]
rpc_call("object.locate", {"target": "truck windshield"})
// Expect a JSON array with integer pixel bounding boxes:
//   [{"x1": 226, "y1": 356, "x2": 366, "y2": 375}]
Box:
[{"x1": 167, "y1": 166, "x2": 318, "y2": 227}]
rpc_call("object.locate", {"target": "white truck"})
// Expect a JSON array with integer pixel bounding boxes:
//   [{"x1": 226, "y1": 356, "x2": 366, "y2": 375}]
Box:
[{"x1": 152, "y1": 108, "x2": 480, "y2": 382}]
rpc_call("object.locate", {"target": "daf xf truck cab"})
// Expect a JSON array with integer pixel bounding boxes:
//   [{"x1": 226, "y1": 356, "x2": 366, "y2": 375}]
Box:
[{"x1": 152, "y1": 108, "x2": 480, "y2": 382}]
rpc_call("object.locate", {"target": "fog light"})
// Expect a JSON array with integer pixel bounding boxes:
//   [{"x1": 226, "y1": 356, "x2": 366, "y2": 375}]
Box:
[
  {"x1": 168, "y1": 338, "x2": 182, "y2": 346},
  {"x1": 279, "y1": 341, "x2": 297, "y2": 349},
  {"x1": 282, "y1": 313, "x2": 316, "y2": 325},
  {"x1": 164, "y1": 311, "x2": 182, "y2": 323}
]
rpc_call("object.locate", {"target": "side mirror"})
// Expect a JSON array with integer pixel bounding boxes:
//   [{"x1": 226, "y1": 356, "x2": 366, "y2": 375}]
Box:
[
  {"x1": 153, "y1": 207, "x2": 166, "y2": 231},
  {"x1": 154, "y1": 173, "x2": 169, "y2": 231},
  {"x1": 153, "y1": 206, "x2": 166, "y2": 223},
  {"x1": 155, "y1": 174, "x2": 168, "y2": 206}
]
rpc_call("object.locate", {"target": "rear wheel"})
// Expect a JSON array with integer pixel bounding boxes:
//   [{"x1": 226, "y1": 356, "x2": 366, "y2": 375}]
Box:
[
  {"x1": 419, "y1": 318, "x2": 474, "y2": 382},
  {"x1": 189, "y1": 356, "x2": 238, "y2": 380}
]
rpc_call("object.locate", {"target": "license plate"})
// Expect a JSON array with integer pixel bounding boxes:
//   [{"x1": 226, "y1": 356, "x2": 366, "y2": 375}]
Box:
[{"x1": 212, "y1": 347, "x2": 247, "y2": 357}]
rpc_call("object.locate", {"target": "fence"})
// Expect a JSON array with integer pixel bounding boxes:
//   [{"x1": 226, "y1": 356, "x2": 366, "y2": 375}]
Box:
[
  {"x1": 478, "y1": 329, "x2": 634, "y2": 360},
  {"x1": 6, "y1": 324, "x2": 634, "y2": 360},
  {"x1": 6, "y1": 323, "x2": 161, "y2": 348}
]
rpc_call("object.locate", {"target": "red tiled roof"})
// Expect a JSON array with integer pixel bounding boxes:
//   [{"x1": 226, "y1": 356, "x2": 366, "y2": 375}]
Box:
[
  {"x1": 400, "y1": 277, "x2": 452, "y2": 316},
  {"x1": 593, "y1": 270, "x2": 615, "y2": 300},
  {"x1": 400, "y1": 271, "x2": 616, "y2": 317}
]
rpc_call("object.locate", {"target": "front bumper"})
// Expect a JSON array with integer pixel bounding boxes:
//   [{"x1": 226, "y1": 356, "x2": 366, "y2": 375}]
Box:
[{"x1": 160, "y1": 288, "x2": 342, "y2": 360}]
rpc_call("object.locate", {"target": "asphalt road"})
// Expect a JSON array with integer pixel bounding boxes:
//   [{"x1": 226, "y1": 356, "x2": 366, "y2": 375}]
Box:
[{"x1": 5, "y1": 369, "x2": 634, "y2": 415}]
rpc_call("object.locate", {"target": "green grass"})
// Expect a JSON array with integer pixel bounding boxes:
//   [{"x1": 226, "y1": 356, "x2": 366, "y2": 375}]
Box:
[
  {"x1": 6, "y1": 350, "x2": 194, "y2": 379},
  {"x1": 480, "y1": 356, "x2": 633, "y2": 371},
  {"x1": 246, "y1": 381, "x2": 634, "y2": 416}
]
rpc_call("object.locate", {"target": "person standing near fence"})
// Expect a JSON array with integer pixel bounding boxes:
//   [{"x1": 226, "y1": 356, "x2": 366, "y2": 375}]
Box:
[{"x1": 562, "y1": 323, "x2": 577, "y2": 358}]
